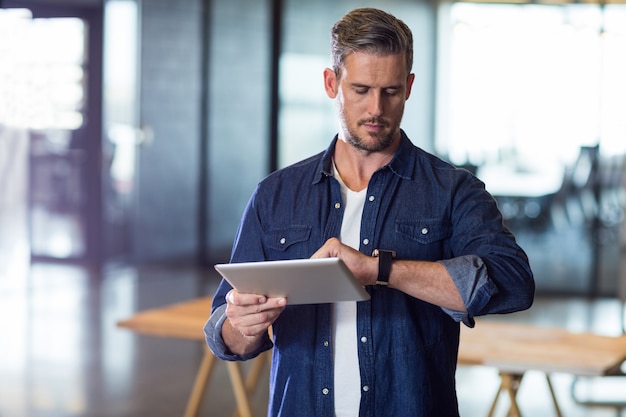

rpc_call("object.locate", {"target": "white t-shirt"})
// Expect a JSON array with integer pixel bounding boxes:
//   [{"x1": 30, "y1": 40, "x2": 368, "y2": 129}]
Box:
[{"x1": 332, "y1": 162, "x2": 365, "y2": 417}]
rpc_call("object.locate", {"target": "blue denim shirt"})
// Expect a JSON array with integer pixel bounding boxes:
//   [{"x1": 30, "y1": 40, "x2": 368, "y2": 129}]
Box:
[{"x1": 205, "y1": 132, "x2": 534, "y2": 417}]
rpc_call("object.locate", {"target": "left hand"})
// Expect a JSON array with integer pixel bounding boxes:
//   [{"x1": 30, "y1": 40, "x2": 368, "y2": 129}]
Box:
[{"x1": 311, "y1": 237, "x2": 377, "y2": 286}]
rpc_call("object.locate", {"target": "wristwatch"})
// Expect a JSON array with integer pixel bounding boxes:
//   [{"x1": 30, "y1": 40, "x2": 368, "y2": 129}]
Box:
[{"x1": 372, "y1": 249, "x2": 396, "y2": 286}]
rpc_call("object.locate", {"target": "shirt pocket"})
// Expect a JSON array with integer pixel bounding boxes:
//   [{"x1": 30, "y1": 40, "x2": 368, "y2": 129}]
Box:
[
  {"x1": 395, "y1": 218, "x2": 452, "y2": 259},
  {"x1": 264, "y1": 225, "x2": 312, "y2": 258}
]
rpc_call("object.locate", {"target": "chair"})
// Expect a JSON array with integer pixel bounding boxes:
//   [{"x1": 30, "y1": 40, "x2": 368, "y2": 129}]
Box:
[{"x1": 550, "y1": 144, "x2": 600, "y2": 227}]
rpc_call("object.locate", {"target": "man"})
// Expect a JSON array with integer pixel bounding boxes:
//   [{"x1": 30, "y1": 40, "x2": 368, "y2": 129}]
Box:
[{"x1": 205, "y1": 7, "x2": 534, "y2": 417}]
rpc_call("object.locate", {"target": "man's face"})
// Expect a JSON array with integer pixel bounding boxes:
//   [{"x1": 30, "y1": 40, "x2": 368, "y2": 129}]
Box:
[{"x1": 324, "y1": 52, "x2": 414, "y2": 153}]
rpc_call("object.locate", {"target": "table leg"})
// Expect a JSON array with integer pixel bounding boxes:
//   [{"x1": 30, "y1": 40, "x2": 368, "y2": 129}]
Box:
[
  {"x1": 504, "y1": 373, "x2": 524, "y2": 417},
  {"x1": 183, "y1": 347, "x2": 269, "y2": 417},
  {"x1": 230, "y1": 351, "x2": 271, "y2": 417},
  {"x1": 486, "y1": 377, "x2": 505, "y2": 417},
  {"x1": 184, "y1": 347, "x2": 217, "y2": 417},
  {"x1": 227, "y1": 361, "x2": 254, "y2": 417},
  {"x1": 244, "y1": 350, "x2": 269, "y2": 393},
  {"x1": 545, "y1": 374, "x2": 563, "y2": 417},
  {"x1": 485, "y1": 372, "x2": 564, "y2": 417},
  {"x1": 486, "y1": 372, "x2": 524, "y2": 417}
]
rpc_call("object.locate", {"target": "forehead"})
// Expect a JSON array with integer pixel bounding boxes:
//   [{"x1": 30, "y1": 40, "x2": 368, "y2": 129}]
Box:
[{"x1": 341, "y1": 51, "x2": 409, "y2": 86}]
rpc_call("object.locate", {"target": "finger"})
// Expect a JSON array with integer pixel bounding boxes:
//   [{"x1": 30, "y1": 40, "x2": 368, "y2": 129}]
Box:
[
  {"x1": 237, "y1": 321, "x2": 272, "y2": 338},
  {"x1": 227, "y1": 289, "x2": 267, "y2": 307},
  {"x1": 226, "y1": 295, "x2": 286, "y2": 323},
  {"x1": 310, "y1": 246, "x2": 325, "y2": 259},
  {"x1": 242, "y1": 298, "x2": 287, "y2": 318},
  {"x1": 311, "y1": 240, "x2": 334, "y2": 259},
  {"x1": 229, "y1": 306, "x2": 285, "y2": 337},
  {"x1": 269, "y1": 296, "x2": 287, "y2": 307},
  {"x1": 311, "y1": 237, "x2": 343, "y2": 259}
]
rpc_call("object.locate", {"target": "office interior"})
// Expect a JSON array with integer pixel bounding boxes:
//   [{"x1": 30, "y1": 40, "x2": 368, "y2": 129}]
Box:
[{"x1": 1, "y1": 0, "x2": 625, "y2": 416}]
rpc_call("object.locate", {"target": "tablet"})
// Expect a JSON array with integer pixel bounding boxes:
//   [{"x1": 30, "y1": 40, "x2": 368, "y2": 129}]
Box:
[{"x1": 214, "y1": 257, "x2": 370, "y2": 305}]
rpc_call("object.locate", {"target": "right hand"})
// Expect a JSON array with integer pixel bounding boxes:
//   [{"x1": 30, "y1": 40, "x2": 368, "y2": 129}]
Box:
[{"x1": 224, "y1": 289, "x2": 286, "y2": 345}]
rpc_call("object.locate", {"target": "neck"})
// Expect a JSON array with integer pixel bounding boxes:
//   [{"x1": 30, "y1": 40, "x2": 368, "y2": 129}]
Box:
[{"x1": 333, "y1": 138, "x2": 397, "y2": 191}]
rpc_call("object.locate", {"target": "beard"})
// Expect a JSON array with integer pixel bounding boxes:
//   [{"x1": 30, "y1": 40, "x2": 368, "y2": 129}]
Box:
[{"x1": 345, "y1": 117, "x2": 395, "y2": 153}]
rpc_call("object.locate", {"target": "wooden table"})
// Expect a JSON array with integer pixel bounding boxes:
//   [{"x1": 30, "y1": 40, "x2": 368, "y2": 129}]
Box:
[
  {"x1": 459, "y1": 320, "x2": 626, "y2": 417},
  {"x1": 118, "y1": 299, "x2": 626, "y2": 417},
  {"x1": 117, "y1": 297, "x2": 269, "y2": 417}
]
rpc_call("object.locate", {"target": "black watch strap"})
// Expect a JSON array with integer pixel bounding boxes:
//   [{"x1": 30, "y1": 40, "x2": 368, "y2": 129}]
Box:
[{"x1": 372, "y1": 249, "x2": 396, "y2": 286}]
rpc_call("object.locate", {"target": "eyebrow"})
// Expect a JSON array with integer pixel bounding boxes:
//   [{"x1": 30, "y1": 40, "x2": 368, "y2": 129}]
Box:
[{"x1": 351, "y1": 82, "x2": 402, "y2": 90}]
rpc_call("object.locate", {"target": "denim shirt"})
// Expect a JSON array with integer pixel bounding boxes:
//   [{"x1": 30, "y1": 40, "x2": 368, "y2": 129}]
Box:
[{"x1": 205, "y1": 132, "x2": 534, "y2": 417}]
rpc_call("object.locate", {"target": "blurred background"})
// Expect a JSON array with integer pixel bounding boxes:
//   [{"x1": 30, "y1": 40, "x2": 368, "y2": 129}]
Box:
[{"x1": 0, "y1": 0, "x2": 625, "y2": 416}]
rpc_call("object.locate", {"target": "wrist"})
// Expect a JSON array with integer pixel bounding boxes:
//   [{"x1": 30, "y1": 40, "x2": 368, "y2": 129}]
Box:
[{"x1": 224, "y1": 319, "x2": 262, "y2": 355}]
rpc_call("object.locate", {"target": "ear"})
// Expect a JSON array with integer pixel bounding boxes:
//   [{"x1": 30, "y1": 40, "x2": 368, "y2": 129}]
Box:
[
  {"x1": 405, "y1": 73, "x2": 415, "y2": 100},
  {"x1": 323, "y1": 68, "x2": 338, "y2": 99}
]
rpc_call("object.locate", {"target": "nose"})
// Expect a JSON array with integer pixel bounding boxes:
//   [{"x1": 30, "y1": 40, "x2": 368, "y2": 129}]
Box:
[{"x1": 367, "y1": 91, "x2": 383, "y2": 117}]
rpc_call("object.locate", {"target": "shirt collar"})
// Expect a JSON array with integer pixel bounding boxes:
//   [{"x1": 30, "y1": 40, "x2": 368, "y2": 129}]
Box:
[
  {"x1": 387, "y1": 130, "x2": 415, "y2": 180},
  {"x1": 313, "y1": 130, "x2": 415, "y2": 185}
]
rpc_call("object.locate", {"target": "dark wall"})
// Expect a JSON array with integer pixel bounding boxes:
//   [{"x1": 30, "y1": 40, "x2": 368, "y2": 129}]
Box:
[
  {"x1": 134, "y1": 0, "x2": 203, "y2": 262},
  {"x1": 205, "y1": 0, "x2": 272, "y2": 262},
  {"x1": 131, "y1": 0, "x2": 271, "y2": 264}
]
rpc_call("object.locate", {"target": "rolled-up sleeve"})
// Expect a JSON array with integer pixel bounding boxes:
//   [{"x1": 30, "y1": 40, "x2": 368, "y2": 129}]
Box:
[
  {"x1": 204, "y1": 304, "x2": 273, "y2": 361},
  {"x1": 436, "y1": 167, "x2": 535, "y2": 327},
  {"x1": 438, "y1": 255, "x2": 498, "y2": 327}
]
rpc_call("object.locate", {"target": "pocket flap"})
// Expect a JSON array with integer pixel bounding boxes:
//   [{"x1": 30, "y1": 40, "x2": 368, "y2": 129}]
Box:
[
  {"x1": 395, "y1": 219, "x2": 451, "y2": 244},
  {"x1": 265, "y1": 225, "x2": 312, "y2": 251}
]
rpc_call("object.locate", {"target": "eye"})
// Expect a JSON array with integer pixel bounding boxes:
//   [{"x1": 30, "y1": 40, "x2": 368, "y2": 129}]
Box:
[
  {"x1": 355, "y1": 87, "x2": 368, "y2": 95},
  {"x1": 384, "y1": 89, "x2": 400, "y2": 97}
]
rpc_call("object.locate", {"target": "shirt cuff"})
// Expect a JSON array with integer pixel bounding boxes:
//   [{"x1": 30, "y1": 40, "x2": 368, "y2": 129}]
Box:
[
  {"x1": 204, "y1": 304, "x2": 273, "y2": 361},
  {"x1": 437, "y1": 255, "x2": 498, "y2": 327}
]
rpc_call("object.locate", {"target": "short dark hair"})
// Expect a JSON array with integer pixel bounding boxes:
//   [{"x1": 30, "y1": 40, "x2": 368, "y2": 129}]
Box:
[{"x1": 330, "y1": 8, "x2": 413, "y2": 77}]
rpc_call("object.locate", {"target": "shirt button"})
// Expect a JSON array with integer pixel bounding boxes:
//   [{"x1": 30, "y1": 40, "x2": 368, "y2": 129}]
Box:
[
  {"x1": 279, "y1": 237, "x2": 286, "y2": 244},
  {"x1": 335, "y1": 202, "x2": 341, "y2": 209},
  {"x1": 362, "y1": 385, "x2": 370, "y2": 392},
  {"x1": 421, "y1": 227, "x2": 429, "y2": 235},
  {"x1": 368, "y1": 195, "x2": 375, "y2": 202},
  {"x1": 323, "y1": 340, "x2": 329, "y2": 347},
  {"x1": 362, "y1": 238, "x2": 369, "y2": 245},
  {"x1": 360, "y1": 336, "x2": 367, "y2": 343},
  {"x1": 322, "y1": 388, "x2": 329, "y2": 395}
]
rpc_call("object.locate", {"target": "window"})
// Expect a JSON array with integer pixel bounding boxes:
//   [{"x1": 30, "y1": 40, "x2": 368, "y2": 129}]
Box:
[
  {"x1": 0, "y1": 9, "x2": 85, "y2": 131},
  {"x1": 436, "y1": 3, "x2": 626, "y2": 168}
]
